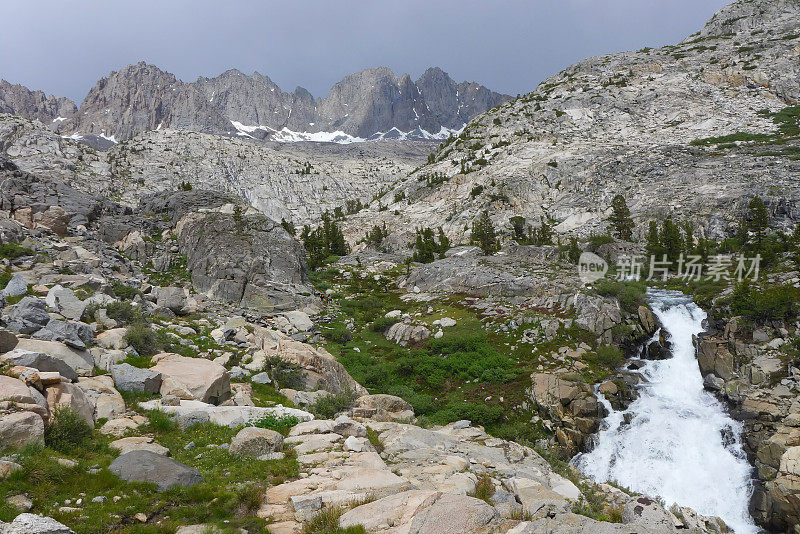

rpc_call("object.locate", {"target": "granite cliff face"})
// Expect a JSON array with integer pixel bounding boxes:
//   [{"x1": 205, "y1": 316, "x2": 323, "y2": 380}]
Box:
[
  {"x1": 26, "y1": 62, "x2": 508, "y2": 142},
  {"x1": 343, "y1": 0, "x2": 800, "y2": 246}
]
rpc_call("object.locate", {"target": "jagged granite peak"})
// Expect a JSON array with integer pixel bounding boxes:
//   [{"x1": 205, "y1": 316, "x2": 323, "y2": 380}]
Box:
[
  {"x1": 193, "y1": 68, "x2": 296, "y2": 129},
  {"x1": 51, "y1": 63, "x2": 509, "y2": 141},
  {"x1": 315, "y1": 67, "x2": 434, "y2": 138},
  {"x1": 0, "y1": 79, "x2": 77, "y2": 125},
  {"x1": 60, "y1": 61, "x2": 234, "y2": 141},
  {"x1": 416, "y1": 67, "x2": 510, "y2": 130}
]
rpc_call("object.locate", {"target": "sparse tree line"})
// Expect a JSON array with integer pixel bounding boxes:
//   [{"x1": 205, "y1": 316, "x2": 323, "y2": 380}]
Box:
[
  {"x1": 606, "y1": 194, "x2": 798, "y2": 270},
  {"x1": 288, "y1": 190, "x2": 799, "y2": 272}
]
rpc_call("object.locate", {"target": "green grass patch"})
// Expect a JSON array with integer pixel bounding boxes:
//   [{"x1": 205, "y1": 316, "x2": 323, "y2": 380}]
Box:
[
  {"x1": 303, "y1": 506, "x2": 366, "y2": 534},
  {"x1": 0, "y1": 243, "x2": 34, "y2": 259},
  {"x1": 253, "y1": 414, "x2": 301, "y2": 436},
  {"x1": 0, "y1": 413, "x2": 302, "y2": 533}
]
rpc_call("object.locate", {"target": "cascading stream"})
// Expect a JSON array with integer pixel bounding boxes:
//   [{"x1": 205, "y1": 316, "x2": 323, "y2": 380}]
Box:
[{"x1": 573, "y1": 290, "x2": 758, "y2": 534}]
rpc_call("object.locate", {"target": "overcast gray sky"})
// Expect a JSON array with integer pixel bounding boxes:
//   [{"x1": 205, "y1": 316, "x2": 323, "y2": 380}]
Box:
[{"x1": 1, "y1": 0, "x2": 729, "y2": 103}]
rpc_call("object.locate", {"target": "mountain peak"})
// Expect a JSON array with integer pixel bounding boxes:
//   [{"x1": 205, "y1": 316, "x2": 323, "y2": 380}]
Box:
[{"x1": 1, "y1": 62, "x2": 509, "y2": 142}]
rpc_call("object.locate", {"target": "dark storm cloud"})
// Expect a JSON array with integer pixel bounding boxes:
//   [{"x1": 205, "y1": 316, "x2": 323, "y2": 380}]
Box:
[{"x1": 0, "y1": 0, "x2": 729, "y2": 103}]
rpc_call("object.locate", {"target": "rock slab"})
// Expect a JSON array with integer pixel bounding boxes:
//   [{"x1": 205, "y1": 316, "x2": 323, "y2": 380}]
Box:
[{"x1": 109, "y1": 450, "x2": 203, "y2": 490}]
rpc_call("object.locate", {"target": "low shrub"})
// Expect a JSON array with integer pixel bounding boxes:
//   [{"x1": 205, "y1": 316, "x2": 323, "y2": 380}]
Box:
[
  {"x1": 0, "y1": 269, "x2": 11, "y2": 289},
  {"x1": 111, "y1": 281, "x2": 139, "y2": 301},
  {"x1": 44, "y1": 407, "x2": 92, "y2": 453},
  {"x1": 428, "y1": 402, "x2": 505, "y2": 427},
  {"x1": 105, "y1": 301, "x2": 146, "y2": 325},
  {"x1": 123, "y1": 322, "x2": 162, "y2": 357},
  {"x1": 471, "y1": 473, "x2": 496, "y2": 503},
  {"x1": 588, "y1": 345, "x2": 625, "y2": 370},
  {"x1": 309, "y1": 389, "x2": 357, "y2": 419},
  {"x1": 0, "y1": 243, "x2": 34, "y2": 260},
  {"x1": 323, "y1": 326, "x2": 353, "y2": 345},
  {"x1": 365, "y1": 426, "x2": 384, "y2": 454},
  {"x1": 728, "y1": 282, "x2": 798, "y2": 323},
  {"x1": 594, "y1": 279, "x2": 646, "y2": 314},
  {"x1": 263, "y1": 356, "x2": 305, "y2": 390},
  {"x1": 370, "y1": 316, "x2": 400, "y2": 333}
]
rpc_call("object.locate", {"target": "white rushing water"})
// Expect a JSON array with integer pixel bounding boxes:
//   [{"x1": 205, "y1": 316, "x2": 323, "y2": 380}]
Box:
[{"x1": 574, "y1": 290, "x2": 758, "y2": 533}]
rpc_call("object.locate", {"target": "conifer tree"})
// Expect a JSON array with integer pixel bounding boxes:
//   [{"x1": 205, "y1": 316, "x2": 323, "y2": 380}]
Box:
[
  {"x1": 660, "y1": 216, "x2": 683, "y2": 264},
  {"x1": 471, "y1": 211, "x2": 500, "y2": 255},
  {"x1": 645, "y1": 221, "x2": 662, "y2": 259},
  {"x1": 412, "y1": 227, "x2": 450, "y2": 263},
  {"x1": 608, "y1": 195, "x2": 635, "y2": 241},
  {"x1": 510, "y1": 216, "x2": 527, "y2": 242},
  {"x1": 745, "y1": 196, "x2": 769, "y2": 245}
]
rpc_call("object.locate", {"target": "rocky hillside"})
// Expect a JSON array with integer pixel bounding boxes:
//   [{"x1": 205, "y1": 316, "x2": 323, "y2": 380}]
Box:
[
  {"x1": 0, "y1": 113, "x2": 430, "y2": 226},
  {"x1": 343, "y1": 0, "x2": 800, "y2": 246},
  {"x1": 0, "y1": 63, "x2": 509, "y2": 142}
]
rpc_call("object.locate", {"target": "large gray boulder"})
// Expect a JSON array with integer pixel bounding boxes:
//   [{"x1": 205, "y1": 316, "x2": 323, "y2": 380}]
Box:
[
  {"x1": 0, "y1": 328, "x2": 18, "y2": 353},
  {"x1": 111, "y1": 363, "x2": 162, "y2": 394},
  {"x1": 385, "y1": 322, "x2": 431, "y2": 346},
  {"x1": 45, "y1": 285, "x2": 86, "y2": 320},
  {"x1": 156, "y1": 287, "x2": 190, "y2": 314},
  {"x1": 13, "y1": 339, "x2": 94, "y2": 376},
  {"x1": 33, "y1": 320, "x2": 93, "y2": 349},
  {"x1": 229, "y1": 427, "x2": 283, "y2": 458},
  {"x1": 0, "y1": 513, "x2": 75, "y2": 533},
  {"x1": 0, "y1": 411, "x2": 44, "y2": 448},
  {"x1": 176, "y1": 211, "x2": 311, "y2": 313},
  {"x1": 622, "y1": 496, "x2": 683, "y2": 532},
  {"x1": 151, "y1": 353, "x2": 230, "y2": 404},
  {"x1": 109, "y1": 450, "x2": 203, "y2": 491},
  {"x1": 1, "y1": 349, "x2": 79, "y2": 381},
  {"x1": 75, "y1": 376, "x2": 126, "y2": 422},
  {"x1": 1, "y1": 273, "x2": 28, "y2": 297},
  {"x1": 0, "y1": 376, "x2": 37, "y2": 405},
  {"x1": 4, "y1": 297, "x2": 50, "y2": 334},
  {"x1": 339, "y1": 491, "x2": 499, "y2": 534},
  {"x1": 284, "y1": 310, "x2": 313, "y2": 332}
]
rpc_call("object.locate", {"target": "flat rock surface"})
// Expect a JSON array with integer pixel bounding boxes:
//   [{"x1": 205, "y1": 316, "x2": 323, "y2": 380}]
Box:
[{"x1": 109, "y1": 450, "x2": 203, "y2": 491}]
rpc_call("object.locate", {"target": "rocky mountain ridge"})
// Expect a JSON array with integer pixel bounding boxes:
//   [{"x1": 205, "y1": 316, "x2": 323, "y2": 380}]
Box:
[
  {"x1": 0, "y1": 80, "x2": 76, "y2": 126},
  {"x1": 341, "y1": 0, "x2": 800, "y2": 247},
  {"x1": 0, "y1": 64, "x2": 510, "y2": 143}
]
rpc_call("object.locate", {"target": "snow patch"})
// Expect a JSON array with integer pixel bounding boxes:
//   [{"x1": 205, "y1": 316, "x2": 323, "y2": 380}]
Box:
[{"x1": 230, "y1": 120, "x2": 462, "y2": 144}]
